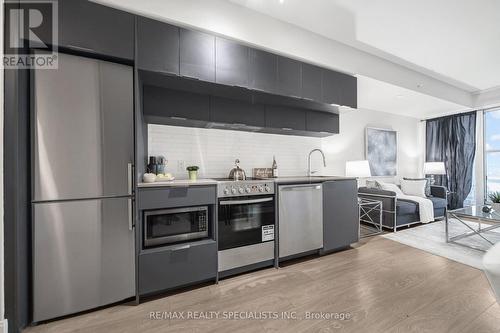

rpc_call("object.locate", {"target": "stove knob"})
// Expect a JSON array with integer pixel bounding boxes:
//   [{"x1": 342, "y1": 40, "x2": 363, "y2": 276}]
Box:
[
  {"x1": 265, "y1": 185, "x2": 271, "y2": 192},
  {"x1": 245, "y1": 187, "x2": 251, "y2": 193},
  {"x1": 223, "y1": 188, "x2": 230, "y2": 195},
  {"x1": 238, "y1": 187, "x2": 244, "y2": 194},
  {"x1": 258, "y1": 186, "x2": 264, "y2": 192},
  {"x1": 231, "y1": 188, "x2": 237, "y2": 194}
]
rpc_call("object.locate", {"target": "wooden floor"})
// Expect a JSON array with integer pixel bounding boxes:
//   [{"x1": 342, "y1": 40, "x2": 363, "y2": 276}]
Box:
[{"x1": 25, "y1": 237, "x2": 500, "y2": 333}]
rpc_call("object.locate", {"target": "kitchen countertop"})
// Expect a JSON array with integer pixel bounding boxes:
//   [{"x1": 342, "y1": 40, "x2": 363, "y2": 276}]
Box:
[
  {"x1": 137, "y1": 176, "x2": 355, "y2": 188},
  {"x1": 137, "y1": 179, "x2": 218, "y2": 188},
  {"x1": 269, "y1": 176, "x2": 356, "y2": 184}
]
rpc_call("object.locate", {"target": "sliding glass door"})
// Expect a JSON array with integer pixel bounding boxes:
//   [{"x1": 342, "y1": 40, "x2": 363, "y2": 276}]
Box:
[{"x1": 485, "y1": 109, "x2": 500, "y2": 199}]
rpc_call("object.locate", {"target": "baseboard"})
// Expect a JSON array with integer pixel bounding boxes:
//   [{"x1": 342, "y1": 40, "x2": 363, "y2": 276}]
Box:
[{"x1": 0, "y1": 319, "x2": 8, "y2": 333}]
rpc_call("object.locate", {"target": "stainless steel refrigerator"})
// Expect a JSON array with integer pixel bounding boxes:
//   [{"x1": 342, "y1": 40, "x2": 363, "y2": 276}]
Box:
[{"x1": 32, "y1": 52, "x2": 135, "y2": 322}]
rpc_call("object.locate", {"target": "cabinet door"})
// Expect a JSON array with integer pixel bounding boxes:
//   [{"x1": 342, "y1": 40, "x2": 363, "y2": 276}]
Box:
[
  {"x1": 137, "y1": 17, "x2": 179, "y2": 75},
  {"x1": 60, "y1": 0, "x2": 134, "y2": 60},
  {"x1": 143, "y1": 86, "x2": 210, "y2": 121},
  {"x1": 322, "y1": 180, "x2": 359, "y2": 252},
  {"x1": 340, "y1": 75, "x2": 357, "y2": 108},
  {"x1": 215, "y1": 37, "x2": 249, "y2": 87},
  {"x1": 306, "y1": 111, "x2": 339, "y2": 134},
  {"x1": 180, "y1": 28, "x2": 215, "y2": 82},
  {"x1": 321, "y1": 69, "x2": 343, "y2": 105},
  {"x1": 301, "y1": 63, "x2": 322, "y2": 101},
  {"x1": 249, "y1": 49, "x2": 277, "y2": 93},
  {"x1": 210, "y1": 97, "x2": 265, "y2": 127},
  {"x1": 277, "y1": 56, "x2": 301, "y2": 98},
  {"x1": 265, "y1": 106, "x2": 306, "y2": 131}
]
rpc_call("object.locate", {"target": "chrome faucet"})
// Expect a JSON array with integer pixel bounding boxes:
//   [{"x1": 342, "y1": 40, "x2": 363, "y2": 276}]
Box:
[{"x1": 307, "y1": 149, "x2": 326, "y2": 176}]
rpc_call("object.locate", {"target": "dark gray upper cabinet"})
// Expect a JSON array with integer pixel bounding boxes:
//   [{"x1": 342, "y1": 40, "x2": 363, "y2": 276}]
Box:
[
  {"x1": 143, "y1": 86, "x2": 210, "y2": 121},
  {"x1": 60, "y1": 0, "x2": 134, "y2": 60},
  {"x1": 306, "y1": 111, "x2": 339, "y2": 134},
  {"x1": 321, "y1": 70, "x2": 343, "y2": 105},
  {"x1": 277, "y1": 56, "x2": 301, "y2": 98},
  {"x1": 215, "y1": 37, "x2": 249, "y2": 88},
  {"x1": 322, "y1": 70, "x2": 357, "y2": 107},
  {"x1": 265, "y1": 106, "x2": 306, "y2": 131},
  {"x1": 180, "y1": 29, "x2": 215, "y2": 82},
  {"x1": 249, "y1": 49, "x2": 277, "y2": 93},
  {"x1": 210, "y1": 97, "x2": 265, "y2": 127},
  {"x1": 322, "y1": 180, "x2": 359, "y2": 252},
  {"x1": 301, "y1": 64, "x2": 323, "y2": 101},
  {"x1": 137, "y1": 17, "x2": 179, "y2": 75},
  {"x1": 340, "y1": 75, "x2": 357, "y2": 108}
]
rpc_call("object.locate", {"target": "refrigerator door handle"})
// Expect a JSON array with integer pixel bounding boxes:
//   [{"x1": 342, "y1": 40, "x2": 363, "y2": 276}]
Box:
[
  {"x1": 128, "y1": 198, "x2": 134, "y2": 231},
  {"x1": 127, "y1": 162, "x2": 133, "y2": 195},
  {"x1": 127, "y1": 162, "x2": 134, "y2": 230}
]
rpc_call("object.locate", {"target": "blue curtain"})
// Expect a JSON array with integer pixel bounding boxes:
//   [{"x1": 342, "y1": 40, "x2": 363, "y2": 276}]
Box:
[{"x1": 426, "y1": 112, "x2": 476, "y2": 209}]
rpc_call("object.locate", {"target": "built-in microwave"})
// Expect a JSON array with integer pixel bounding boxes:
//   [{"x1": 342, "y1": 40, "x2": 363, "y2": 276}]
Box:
[{"x1": 143, "y1": 206, "x2": 209, "y2": 248}]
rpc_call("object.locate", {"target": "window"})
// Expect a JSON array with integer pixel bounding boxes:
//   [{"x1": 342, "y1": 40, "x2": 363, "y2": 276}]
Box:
[{"x1": 485, "y1": 109, "x2": 500, "y2": 200}]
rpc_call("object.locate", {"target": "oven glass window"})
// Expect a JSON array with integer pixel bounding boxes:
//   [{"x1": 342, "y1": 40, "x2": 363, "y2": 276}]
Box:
[{"x1": 218, "y1": 196, "x2": 275, "y2": 250}]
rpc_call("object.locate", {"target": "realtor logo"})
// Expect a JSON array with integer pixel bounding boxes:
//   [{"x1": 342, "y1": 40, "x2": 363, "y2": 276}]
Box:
[{"x1": 3, "y1": 0, "x2": 58, "y2": 69}]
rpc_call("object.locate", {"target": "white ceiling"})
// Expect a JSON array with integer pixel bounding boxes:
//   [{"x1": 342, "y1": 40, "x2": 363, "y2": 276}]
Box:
[
  {"x1": 356, "y1": 75, "x2": 466, "y2": 118},
  {"x1": 229, "y1": 0, "x2": 500, "y2": 92}
]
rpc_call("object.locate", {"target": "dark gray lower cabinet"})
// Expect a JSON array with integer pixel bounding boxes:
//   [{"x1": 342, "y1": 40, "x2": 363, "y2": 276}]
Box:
[
  {"x1": 322, "y1": 180, "x2": 359, "y2": 252},
  {"x1": 139, "y1": 240, "x2": 217, "y2": 295},
  {"x1": 265, "y1": 105, "x2": 306, "y2": 131},
  {"x1": 143, "y1": 86, "x2": 210, "y2": 124},
  {"x1": 306, "y1": 111, "x2": 339, "y2": 134},
  {"x1": 210, "y1": 97, "x2": 265, "y2": 128}
]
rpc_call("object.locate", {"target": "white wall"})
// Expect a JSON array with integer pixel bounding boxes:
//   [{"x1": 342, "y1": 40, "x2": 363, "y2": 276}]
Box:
[
  {"x1": 148, "y1": 108, "x2": 422, "y2": 182},
  {"x1": 148, "y1": 125, "x2": 323, "y2": 179},
  {"x1": 321, "y1": 109, "x2": 422, "y2": 180}
]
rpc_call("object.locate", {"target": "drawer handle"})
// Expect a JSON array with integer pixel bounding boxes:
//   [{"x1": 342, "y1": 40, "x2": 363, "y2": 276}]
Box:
[
  {"x1": 281, "y1": 127, "x2": 293, "y2": 131},
  {"x1": 171, "y1": 244, "x2": 191, "y2": 251},
  {"x1": 170, "y1": 116, "x2": 187, "y2": 121},
  {"x1": 67, "y1": 44, "x2": 95, "y2": 53}
]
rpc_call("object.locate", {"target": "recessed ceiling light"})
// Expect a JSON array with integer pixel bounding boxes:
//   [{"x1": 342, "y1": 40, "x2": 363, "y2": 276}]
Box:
[
  {"x1": 417, "y1": 83, "x2": 424, "y2": 88},
  {"x1": 279, "y1": 0, "x2": 284, "y2": 3}
]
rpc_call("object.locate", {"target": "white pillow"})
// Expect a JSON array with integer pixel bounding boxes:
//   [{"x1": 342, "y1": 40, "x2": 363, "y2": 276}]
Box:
[
  {"x1": 377, "y1": 181, "x2": 404, "y2": 196},
  {"x1": 400, "y1": 179, "x2": 427, "y2": 198}
]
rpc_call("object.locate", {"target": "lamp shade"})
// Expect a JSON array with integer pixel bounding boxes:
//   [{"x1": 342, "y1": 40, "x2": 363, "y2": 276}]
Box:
[
  {"x1": 346, "y1": 160, "x2": 372, "y2": 178},
  {"x1": 424, "y1": 162, "x2": 446, "y2": 175}
]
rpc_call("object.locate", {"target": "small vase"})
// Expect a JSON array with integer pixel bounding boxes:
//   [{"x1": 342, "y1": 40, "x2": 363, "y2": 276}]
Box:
[
  {"x1": 188, "y1": 170, "x2": 198, "y2": 181},
  {"x1": 492, "y1": 203, "x2": 500, "y2": 212}
]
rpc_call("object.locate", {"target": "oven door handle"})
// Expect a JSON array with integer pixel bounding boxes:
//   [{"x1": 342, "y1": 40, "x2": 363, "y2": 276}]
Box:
[{"x1": 220, "y1": 197, "x2": 274, "y2": 205}]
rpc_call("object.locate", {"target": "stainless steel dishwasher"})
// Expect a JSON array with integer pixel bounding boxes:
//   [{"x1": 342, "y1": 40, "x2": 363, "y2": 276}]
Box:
[{"x1": 278, "y1": 183, "x2": 323, "y2": 258}]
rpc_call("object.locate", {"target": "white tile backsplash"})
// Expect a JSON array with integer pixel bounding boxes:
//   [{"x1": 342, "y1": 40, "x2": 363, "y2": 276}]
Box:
[{"x1": 148, "y1": 124, "x2": 324, "y2": 179}]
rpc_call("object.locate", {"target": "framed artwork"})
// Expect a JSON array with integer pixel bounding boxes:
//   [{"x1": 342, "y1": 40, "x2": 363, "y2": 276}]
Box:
[{"x1": 365, "y1": 127, "x2": 398, "y2": 177}]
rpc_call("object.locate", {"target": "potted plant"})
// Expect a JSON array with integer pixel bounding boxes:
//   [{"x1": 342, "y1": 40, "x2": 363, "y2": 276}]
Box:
[
  {"x1": 186, "y1": 166, "x2": 199, "y2": 181},
  {"x1": 488, "y1": 191, "x2": 500, "y2": 211}
]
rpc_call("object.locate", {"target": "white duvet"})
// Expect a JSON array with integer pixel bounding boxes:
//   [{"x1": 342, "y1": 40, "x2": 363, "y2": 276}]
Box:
[{"x1": 378, "y1": 182, "x2": 435, "y2": 223}]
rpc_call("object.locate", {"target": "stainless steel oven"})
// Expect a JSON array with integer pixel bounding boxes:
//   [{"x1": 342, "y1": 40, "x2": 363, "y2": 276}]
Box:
[
  {"x1": 218, "y1": 196, "x2": 275, "y2": 250},
  {"x1": 143, "y1": 206, "x2": 209, "y2": 248}
]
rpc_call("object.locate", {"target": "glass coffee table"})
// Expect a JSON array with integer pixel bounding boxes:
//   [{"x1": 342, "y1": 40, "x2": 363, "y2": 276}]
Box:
[{"x1": 446, "y1": 205, "x2": 500, "y2": 251}]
